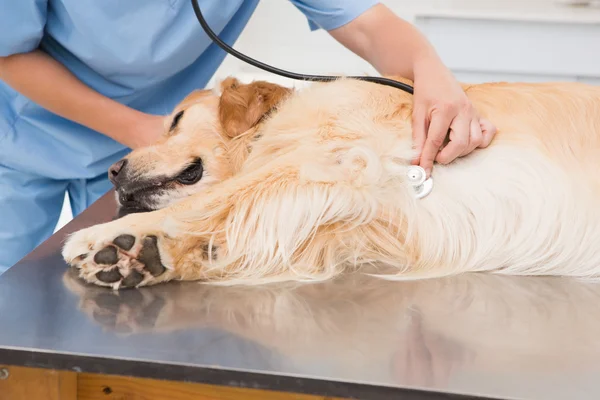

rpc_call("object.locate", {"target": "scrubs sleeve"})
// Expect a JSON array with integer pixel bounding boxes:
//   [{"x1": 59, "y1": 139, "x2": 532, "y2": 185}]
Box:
[
  {"x1": 288, "y1": 0, "x2": 380, "y2": 31},
  {"x1": 0, "y1": 0, "x2": 48, "y2": 57}
]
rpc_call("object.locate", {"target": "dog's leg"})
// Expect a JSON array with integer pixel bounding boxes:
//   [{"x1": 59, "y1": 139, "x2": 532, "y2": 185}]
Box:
[{"x1": 63, "y1": 159, "x2": 383, "y2": 289}]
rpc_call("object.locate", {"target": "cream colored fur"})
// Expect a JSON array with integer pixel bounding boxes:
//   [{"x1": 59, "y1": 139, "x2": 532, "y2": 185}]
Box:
[{"x1": 62, "y1": 76, "x2": 600, "y2": 288}]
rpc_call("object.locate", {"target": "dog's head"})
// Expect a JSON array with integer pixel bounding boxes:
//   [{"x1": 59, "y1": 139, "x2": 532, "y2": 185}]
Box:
[{"x1": 109, "y1": 77, "x2": 292, "y2": 215}]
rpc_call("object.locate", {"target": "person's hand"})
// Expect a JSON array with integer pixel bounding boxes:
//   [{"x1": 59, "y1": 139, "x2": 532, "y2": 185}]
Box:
[
  {"x1": 122, "y1": 113, "x2": 166, "y2": 149},
  {"x1": 411, "y1": 56, "x2": 497, "y2": 177}
]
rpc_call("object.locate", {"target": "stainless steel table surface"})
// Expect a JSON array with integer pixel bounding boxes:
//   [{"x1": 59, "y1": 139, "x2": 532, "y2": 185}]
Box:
[{"x1": 1, "y1": 192, "x2": 599, "y2": 400}]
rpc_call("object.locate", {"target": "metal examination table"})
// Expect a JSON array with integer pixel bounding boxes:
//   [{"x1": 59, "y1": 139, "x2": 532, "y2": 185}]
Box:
[{"x1": 1, "y1": 192, "x2": 599, "y2": 400}]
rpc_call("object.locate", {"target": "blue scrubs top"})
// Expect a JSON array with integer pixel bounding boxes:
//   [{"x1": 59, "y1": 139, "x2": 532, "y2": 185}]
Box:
[{"x1": 0, "y1": 0, "x2": 378, "y2": 181}]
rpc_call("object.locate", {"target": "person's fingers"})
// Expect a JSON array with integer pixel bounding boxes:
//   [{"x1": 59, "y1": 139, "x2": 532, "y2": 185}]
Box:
[
  {"x1": 411, "y1": 107, "x2": 429, "y2": 165},
  {"x1": 479, "y1": 118, "x2": 497, "y2": 148},
  {"x1": 419, "y1": 109, "x2": 454, "y2": 176},
  {"x1": 434, "y1": 113, "x2": 470, "y2": 165},
  {"x1": 459, "y1": 119, "x2": 483, "y2": 157}
]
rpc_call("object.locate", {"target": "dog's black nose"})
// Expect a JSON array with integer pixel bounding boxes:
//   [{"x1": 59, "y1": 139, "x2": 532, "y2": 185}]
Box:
[{"x1": 108, "y1": 159, "x2": 127, "y2": 185}]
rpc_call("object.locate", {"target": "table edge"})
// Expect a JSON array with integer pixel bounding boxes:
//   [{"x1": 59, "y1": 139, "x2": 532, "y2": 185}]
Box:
[{"x1": 0, "y1": 348, "x2": 498, "y2": 400}]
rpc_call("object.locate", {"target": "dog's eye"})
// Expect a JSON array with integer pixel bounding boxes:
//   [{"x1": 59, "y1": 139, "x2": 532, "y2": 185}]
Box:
[
  {"x1": 176, "y1": 159, "x2": 203, "y2": 185},
  {"x1": 169, "y1": 110, "x2": 185, "y2": 132}
]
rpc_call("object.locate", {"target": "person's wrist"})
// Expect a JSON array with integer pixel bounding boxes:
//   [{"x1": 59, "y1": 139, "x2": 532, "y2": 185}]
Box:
[
  {"x1": 412, "y1": 49, "x2": 453, "y2": 83},
  {"x1": 132, "y1": 113, "x2": 166, "y2": 149},
  {"x1": 111, "y1": 110, "x2": 143, "y2": 149},
  {"x1": 115, "y1": 110, "x2": 165, "y2": 149},
  {"x1": 411, "y1": 51, "x2": 468, "y2": 113}
]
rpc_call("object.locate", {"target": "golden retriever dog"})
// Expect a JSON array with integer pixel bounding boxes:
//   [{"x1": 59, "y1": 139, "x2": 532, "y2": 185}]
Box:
[{"x1": 62, "y1": 75, "x2": 600, "y2": 289}]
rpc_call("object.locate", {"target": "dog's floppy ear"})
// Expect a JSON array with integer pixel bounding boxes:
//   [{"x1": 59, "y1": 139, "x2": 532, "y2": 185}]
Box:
[{"x1": 218, "y1": 77, "x2": 292, "y2": 139}]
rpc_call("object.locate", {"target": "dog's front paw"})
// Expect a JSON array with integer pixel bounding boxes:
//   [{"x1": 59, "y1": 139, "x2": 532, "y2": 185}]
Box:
[{"x1": 62, "y1": 223, "x2": 174, "y2": 289}]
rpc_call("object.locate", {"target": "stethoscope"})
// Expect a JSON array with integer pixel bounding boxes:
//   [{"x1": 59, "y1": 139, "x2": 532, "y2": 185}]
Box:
[{"x1": 191, "y1": 0, "x2": 433, "y2": 199}]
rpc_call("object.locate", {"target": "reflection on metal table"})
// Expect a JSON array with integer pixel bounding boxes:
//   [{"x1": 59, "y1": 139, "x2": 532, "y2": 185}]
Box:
[{"x1": 0, "y1": 191, "x2": 599, "y2": 400}]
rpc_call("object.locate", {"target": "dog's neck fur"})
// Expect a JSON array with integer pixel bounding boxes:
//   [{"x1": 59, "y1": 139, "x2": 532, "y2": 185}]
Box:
[{"x1": 222, "y1": 125, "x2": 261, "y2": 176}]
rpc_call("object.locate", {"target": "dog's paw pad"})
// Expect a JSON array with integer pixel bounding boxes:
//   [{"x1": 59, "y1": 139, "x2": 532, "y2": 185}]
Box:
[
  {"x1": 138, "y1": 236, "x2": 166, "y2": 277},
  {"x1": 94, "y1": 246, "x2": 119, "y2": 265},
  {"x1": 113, "y1": 234, "x2": 136, "y2": 251},
  {"x1": 121, "y1": 270, "x2": 145, "y2": 288},
  {"x1": 64, "y1": 228, "x2": 169, "y2": 289},
  {"x1": 95, "y1": 268, "x2": 123, "y2": 283}
]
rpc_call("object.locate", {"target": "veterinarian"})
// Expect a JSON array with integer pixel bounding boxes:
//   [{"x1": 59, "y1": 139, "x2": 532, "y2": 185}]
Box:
[{"x1": 0, "y1": 1, "x2": 496, "y2": 274}]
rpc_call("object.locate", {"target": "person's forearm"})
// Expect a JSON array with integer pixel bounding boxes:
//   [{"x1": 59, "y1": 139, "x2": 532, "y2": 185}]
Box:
[
  {"x1": 328, "y1": 3, "x2": 443, "y2": 80},
  {"x1": 329, "y1": 4, "x2": 497, "y2": 176},
  {"x1": 0, "y1": 50, "x2": 157, "y2": 148}
]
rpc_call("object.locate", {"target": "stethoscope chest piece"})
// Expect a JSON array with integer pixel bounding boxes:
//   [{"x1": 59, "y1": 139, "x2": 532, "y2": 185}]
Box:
[{"x1": 406, "y1": 166, "x2": 433, "y2": 199}]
